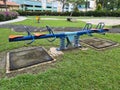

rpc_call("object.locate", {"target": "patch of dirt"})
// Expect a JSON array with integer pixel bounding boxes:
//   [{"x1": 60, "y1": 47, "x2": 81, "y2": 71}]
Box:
[
  {"x1": 8, "y1": 47, "x2": 54, "y2": 71},
  {"x1": 81, "y1": 38, "x2": 119, "y2": 50},
  {"x1": 0, "y1": 47, "x2": 59, "y2": 78}
]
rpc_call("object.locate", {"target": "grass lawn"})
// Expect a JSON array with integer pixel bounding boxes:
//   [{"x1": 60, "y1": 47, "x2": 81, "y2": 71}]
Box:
[
  {"x1": 27, "y1": 16, "x2": 120, "y2": 19},
  {"x1": 12, "y1": 18, "x2": 86, "y2": 28},
  {"x1": 12, "y1": 16, "x2": 110, "y2": 28},
  {"x1": 112, "y1": 25, "x2": 120, "y2": 28},
  {"x1": 0, "y1": 17, "x2": 120, "y2": 90}
]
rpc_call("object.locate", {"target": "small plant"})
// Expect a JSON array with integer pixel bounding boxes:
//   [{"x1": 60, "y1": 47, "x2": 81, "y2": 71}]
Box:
[
  {"x1": 17, "y1": 10, "x2": 120, "y2": 17},
  {"x1": 96, "y1": 3, "x2": 102, "y2": 11},
  {"x1": 0, "y1": 11, "x2": 19, "y2": 21},
  {"x1": 74, "y1": 6, "x2": 79, "y2": 12}
]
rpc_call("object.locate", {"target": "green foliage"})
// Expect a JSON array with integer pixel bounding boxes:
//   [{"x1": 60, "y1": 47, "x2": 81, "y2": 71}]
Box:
[
  {"x1": 17, "y1": 10, "x2": 120, "y2": 17},
  {"x1": 10, "y1": 19, "x2": 86, "y2": 29},
  {"x1": 96, "y1": 0, "x2": 120, "y2": 10},
  {"x1": 84, "y1": 10, "x2": 120, "y2": 17},
  {"x1": 0, "y1": 14, "x2": 5, "y2": 21},
  {"x1": 96, "y1": 3, "x2": 102, "y2": 11},
  {"x1": 0, "y1": 11, "x2": 19, "y2": 21},
  {"x1": 17, "y1": 10, "x2": 70, "y2": 16},
  {"x1": 73, "y1": 6, "x2": 79, "y2": 12},
  {"x1": 112, "y1": 25, "x2": 120, "y2": 28}
]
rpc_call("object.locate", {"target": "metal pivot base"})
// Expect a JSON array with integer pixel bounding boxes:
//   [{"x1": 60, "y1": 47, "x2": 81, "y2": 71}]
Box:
[
  {"x1": 57, "y1": 35, "x2": 81, "y2": 51},
  {"x1": 74, "y1": 36, "x2": 81, "y2": 47},
  {"x1": 57, "y1": 37, "x2": 66, "y2": 51}
]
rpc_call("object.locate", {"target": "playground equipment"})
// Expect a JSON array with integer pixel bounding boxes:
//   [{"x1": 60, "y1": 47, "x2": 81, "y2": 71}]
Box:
[{"x1": 9, "y1": 22, "x2": 109, "y2": 50}]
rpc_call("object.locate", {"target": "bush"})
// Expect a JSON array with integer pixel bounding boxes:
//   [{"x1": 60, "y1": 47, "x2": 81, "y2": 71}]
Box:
[
  {"x1": 96, "y1": 3, "x2": 102, "y2": 11},
  {"x1": 112, "y1": 25, "x2": 120, "y2": 28},
  {"x1": 17, "y1": 10, "x2": 120, "y2": 17},
  {"x1": 0, "y1": 11, "x2": 19, "y2": 22}
]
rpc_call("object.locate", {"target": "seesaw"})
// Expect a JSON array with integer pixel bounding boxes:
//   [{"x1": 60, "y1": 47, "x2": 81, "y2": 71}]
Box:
[{"x1": 9, "y1": 22, "x2": 109, "y2": 50}]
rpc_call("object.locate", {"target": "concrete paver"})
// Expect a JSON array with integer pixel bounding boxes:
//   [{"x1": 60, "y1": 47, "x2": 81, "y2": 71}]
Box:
[
  {"x1": 0, "y1": 16, "x2": 27, "y2": 25},
  {"x1": 41, "y1": 18, "x2": 120, "y2": 26},
  {"x1": 79, "y1": 19, "x2": 120, "y2": 26}
]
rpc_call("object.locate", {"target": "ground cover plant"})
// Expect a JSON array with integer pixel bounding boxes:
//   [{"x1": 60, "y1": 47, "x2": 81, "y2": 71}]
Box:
[
  {"x1": 27, "y1": 16, "x2": 120, "y2": 19},
  {"x1": 112, "y1": 25, "x2": 120, "y2": 28},
  {"x1": 0, "y1": 11, "x2": 19, "y2": 21},
  {"x1": 12, "y1": 16, "x2": 112, "y2": 28},
  {"x1": 12, "y1": 18, "x2": 86, "y2": 28},
  {"x1": 0, "y1": 16, "x2": 119, "y2": 90},
  {"x1": 17, "y1": 10, "x2": 120, "y2": 17}
]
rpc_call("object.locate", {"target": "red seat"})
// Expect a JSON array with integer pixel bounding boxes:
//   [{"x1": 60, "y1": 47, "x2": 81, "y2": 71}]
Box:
[
  {"x1": 9, "y1": 35, "x2": 23, "y2": 39},
  {"x1": 33, "y1": 33, "x2": 45, "y2": 36},
  {"x1": 91, "y1": 28, "x2": 99, "y2": 31}
]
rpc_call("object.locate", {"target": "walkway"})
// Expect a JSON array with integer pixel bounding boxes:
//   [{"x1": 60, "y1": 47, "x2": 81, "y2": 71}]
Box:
[
  {"x1": 0, "y1": 16, "x2": 120, "y2": 26},
  {"x1": 79, "y1": 19, "x2": 120, "y2": 26},
  {"x1": 0, "y1": 16, "x2": 27, "y2": 25},
  {"x1": 41, "y1": 18, "x2": 120, "y2": 26}
]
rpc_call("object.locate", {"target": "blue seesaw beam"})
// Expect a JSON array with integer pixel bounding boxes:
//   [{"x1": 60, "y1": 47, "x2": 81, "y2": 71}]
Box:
[{"x1": 9, "y1": 23, "x2": 109, "y2": 50}]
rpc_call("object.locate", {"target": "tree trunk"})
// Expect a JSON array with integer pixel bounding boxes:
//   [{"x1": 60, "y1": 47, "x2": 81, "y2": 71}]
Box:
[
  {"x1": 62, "y1": 0, "x2": 65, "y2": 12},
  {"x1": 5, "y1": 3, "x2": 7, "y2": 11},
  {"x1": 62, "y1": 3, "x2": 65, "y2": 12},
  {"x1": 3, "y1": 0, "x2": 8, "y2": 11}
]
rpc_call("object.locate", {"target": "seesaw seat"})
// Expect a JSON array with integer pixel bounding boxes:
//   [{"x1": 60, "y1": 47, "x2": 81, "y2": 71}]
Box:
[
  {"x1": 9, "y1": 35, "x2": 23, "y2": 39},
  {"x1": 33, "y1": 33, "x2": 45, "y2": 36},
  {"x1": 9, "y1": 33, "x2": 45, "y2": 39}
]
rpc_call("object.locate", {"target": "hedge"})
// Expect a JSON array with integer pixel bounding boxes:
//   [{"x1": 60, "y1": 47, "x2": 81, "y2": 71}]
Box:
[
  {"x1": 17, "y1": 10, "x2": 120, "y2": 17},
  {"x1": 0, "y1": 11, "x2": 19, "y2": 21}
]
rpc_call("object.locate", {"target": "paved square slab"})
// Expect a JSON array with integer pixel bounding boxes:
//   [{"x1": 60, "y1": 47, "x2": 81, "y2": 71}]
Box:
[
  {"x1": 81, "y1": 38, "x2": 119, "y2": 50},
  {"x1": 6, "y1": 47, "x2": 54, "y2": 73}
]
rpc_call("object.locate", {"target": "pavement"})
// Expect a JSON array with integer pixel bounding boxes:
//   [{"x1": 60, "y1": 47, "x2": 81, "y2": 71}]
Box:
[
  {"x1": 41, "y1": 18, "x2": 120, "y2": 26},
  {"x1": 79, "y1": 19, "x2": 120, "y2": 26},
  {"x1": 0, "y1": 16, "x2": 27, "y2": 25}
]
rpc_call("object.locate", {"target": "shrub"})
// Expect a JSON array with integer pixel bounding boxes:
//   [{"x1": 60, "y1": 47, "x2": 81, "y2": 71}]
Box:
[
  {"x1": 0, "y1": 11, "x2": 19, "y2": 22},
  {"x1": 96, "y1": 3, "x2": 102, "y2": 11},
  {"x1": 17, "y1": 10, "x2": 120, "y2": 17},
  {"x1": 74, "y1": 6, "x2": 79, "y2": 12},
  {"x1": 0, "y1": 12, "x2": 6, "y2": 21}
]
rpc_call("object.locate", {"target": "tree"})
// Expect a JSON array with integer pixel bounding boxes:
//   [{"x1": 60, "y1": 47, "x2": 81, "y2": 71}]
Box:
[
  {"x1": 67, "y1": 0, "x2": 85, "y2": 16},
  {"x1": 57, "y1": 0, "x2": 66, "y2": 12},
  {"x1": 96, "y1": 3, "x2": 102, "y2": 11},
  {"x1": 73, "y1": 5, "x2": 79, "y2": 12},
  {"x1": 68, "y1": 0, "x2": 84, "y2": 8},
  {"x1": 57, "y1": 0, "x2": 84, "y2": 12},
  {"x1": 117, "y1": 0, "x2": 120, "y2": 10},
  {"x1": 3, "y1": 0, "x2": 7, "y2": 11},
  {"x1": 96, "y1": 0, "x2": 120, "y2": 11}
]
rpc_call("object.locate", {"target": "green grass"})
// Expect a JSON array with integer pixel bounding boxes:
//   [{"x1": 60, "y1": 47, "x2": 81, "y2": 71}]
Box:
[
  {"x1": 13, "y1": 19, "x2": 86, "y2": 28},
  {"x1": 0, "y1": 28, "x2": 120, "y2": 90},
  {"x1": 12, "y1": 16, "x2": 110, "y2": 28},
  {"x1": 0, "y1": 16, "x2": 120, "y2": 90},
  {"x1": 112, "y1": 25, "x2": 120, "y2": 28},
  {"x1": 27, "y1": 16, "x2": 68, "y2": 19},
  {"x1": 27, "y1": 16, "x2": 120, "y2": 19}
]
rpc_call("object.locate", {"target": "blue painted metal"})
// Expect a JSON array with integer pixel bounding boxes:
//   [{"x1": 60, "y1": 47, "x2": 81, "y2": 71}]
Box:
[{"x1": 9, "y1": 23, "x2": 109, "y2": 50}]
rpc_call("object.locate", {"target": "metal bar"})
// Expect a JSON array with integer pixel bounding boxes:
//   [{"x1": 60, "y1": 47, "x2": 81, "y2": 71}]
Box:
[{"x1": 9, "y1": 29, "x2": 109, "y2": 42}]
